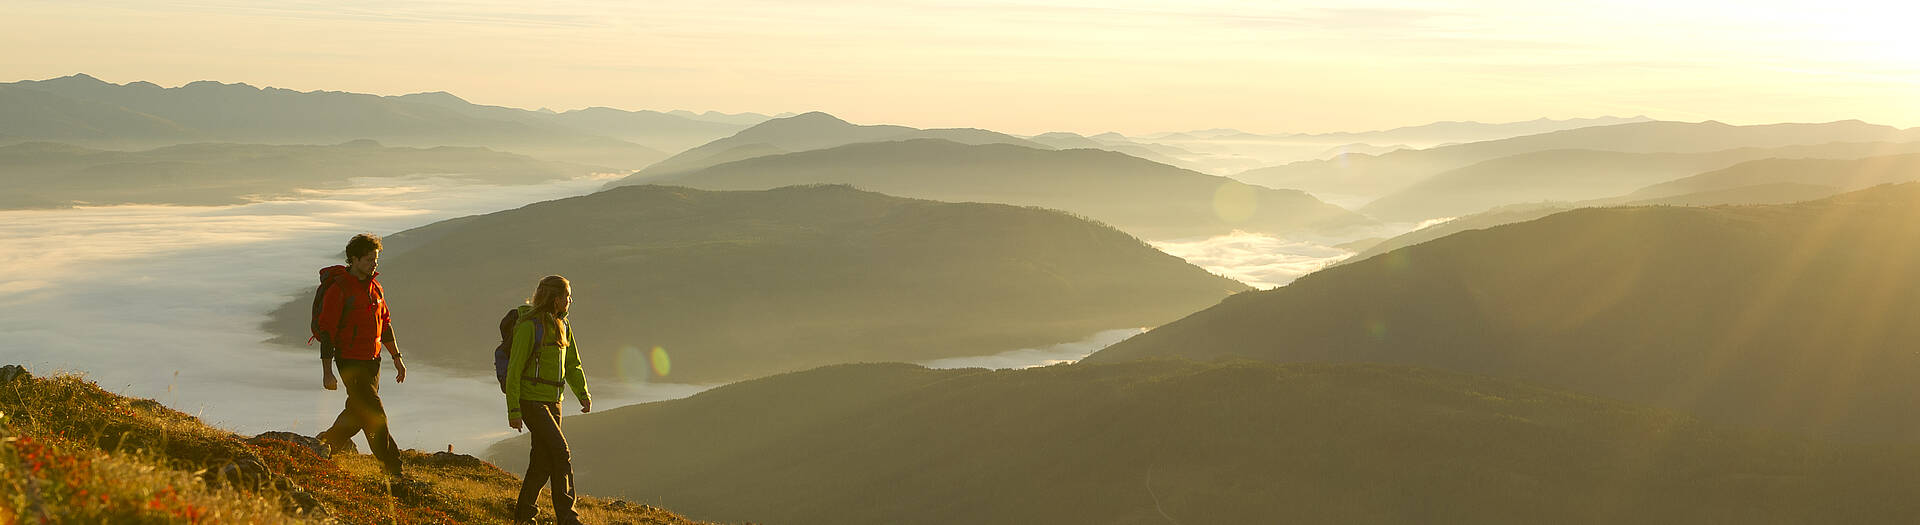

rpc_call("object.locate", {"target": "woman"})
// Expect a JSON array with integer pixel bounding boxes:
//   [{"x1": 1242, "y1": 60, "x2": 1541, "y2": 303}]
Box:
[{"x1": 505, "y1": 275, "x2": 592, "y2": 525}]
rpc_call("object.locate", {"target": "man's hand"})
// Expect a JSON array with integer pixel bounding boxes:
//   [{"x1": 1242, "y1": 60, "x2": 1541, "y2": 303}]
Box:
[
  {"x1": 392, "y1": 355, "x2": 407, "y2": 383},
  {"x1": 581, "y1": 399, "x2": 592, "y2": 413},
  {"x1": 322, "y1": 359, "x2": 338, "y2": 390},
  {"x1": 509, "y1": 418, "x2": 523, "y2": 432}
]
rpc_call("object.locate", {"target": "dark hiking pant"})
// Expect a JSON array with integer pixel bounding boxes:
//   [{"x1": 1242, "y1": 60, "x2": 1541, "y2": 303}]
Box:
[
  {"x1": 320, "y1": 358, "x2": 403, "y2": 476},
  {"x1": 515, "y1": 401, "x2": 578, "y2": 524}
]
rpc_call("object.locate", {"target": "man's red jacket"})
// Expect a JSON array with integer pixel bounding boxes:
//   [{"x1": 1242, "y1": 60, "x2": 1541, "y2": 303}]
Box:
[{"x1": 315, "y1": 265, "x2": 395, "y2": 360}]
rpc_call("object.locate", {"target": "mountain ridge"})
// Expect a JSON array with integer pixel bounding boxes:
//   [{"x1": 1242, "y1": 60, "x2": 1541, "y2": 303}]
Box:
[
  {"x1": 1345, "y1": 151, "x2": 1920, "y2": 262},
  {"x1": 0, "y1": 140, "x2": 603, "y2": 209},
  {"x1": 1089, "y1": 183, "x2": 1920, "y2": 442},
  {"x1": 610, "y1": 138, "x2": 1373, "y2": 239},
  {"x1": 1357, "y1": 141, "x2": 1920, "y2": 222},
  {"x1": 1236, "y1": 120, "x2": 1920, "y2": 202},
  {"x1": 0, "y1": 73, "x2": 757, "y2": 169},
  {"x1": 628, "y1": 111, "x2": 1050, "y2": 178}
]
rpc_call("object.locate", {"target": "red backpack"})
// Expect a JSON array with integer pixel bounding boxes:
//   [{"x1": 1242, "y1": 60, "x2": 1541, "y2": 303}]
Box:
[{"x1": 308, "y1": 266, "x2": 353, "y2": 357}]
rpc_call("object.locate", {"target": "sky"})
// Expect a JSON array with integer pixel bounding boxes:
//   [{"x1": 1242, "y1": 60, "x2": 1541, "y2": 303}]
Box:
[{"x1": 4, "y1": 0, "x2": 1918, "y2": 135}]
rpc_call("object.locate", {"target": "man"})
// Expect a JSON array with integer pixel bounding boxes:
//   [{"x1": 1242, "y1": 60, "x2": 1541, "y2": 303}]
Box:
[{"x1": 313, "y1": 233, "x2": 409, "y2": 478}]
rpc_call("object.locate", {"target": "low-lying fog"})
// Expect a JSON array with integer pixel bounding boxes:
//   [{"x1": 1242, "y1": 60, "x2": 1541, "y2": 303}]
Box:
[
  {"x1": 0, "y1": 176, "x2": 1375, "y2": 453},
  {"x1": 917, "y1": 329, "x2": 1146, "y2": 370},
  {"x1": 1151, "y1": 231, "x2": 1358, "y2": 290},
  {"x1": 0, "y1": 175, "x2": 715, "y2": 453}
]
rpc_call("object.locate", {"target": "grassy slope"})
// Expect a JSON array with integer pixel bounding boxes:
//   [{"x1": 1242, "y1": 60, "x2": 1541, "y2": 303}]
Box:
[
  {"x1": 488, "y1": 360, "x2": 1920, "y2": 525},
  {"x1": 0, "y1": 368, "x2": 718, "y2": 525}
]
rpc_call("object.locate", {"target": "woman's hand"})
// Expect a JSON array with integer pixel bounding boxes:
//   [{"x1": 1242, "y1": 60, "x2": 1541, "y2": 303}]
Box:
[
  {"x1": 392, "y1": 354, "x2": 408, "y2": 383},
  {"x1": 581, "y1": 399, "x2": 592, "y2": 413},
  {"x1": 509, "y1": 417, "x2": 523, "y2": 431}
]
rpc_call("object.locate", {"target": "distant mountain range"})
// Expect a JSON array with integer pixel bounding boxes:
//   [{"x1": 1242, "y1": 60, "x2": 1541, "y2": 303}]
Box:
[
  {"x1": 0, "y1": 74, "x2": 767, "y2": 168},
  {"x1": 1154, "y1": 116, "x2": 1654, "y2": 147},
  {"x1": 263, "y1": 185, "x2": 1249, "y2": 383},
  {"x1": 662, "y1": 109, "x2": 784, "y2": 125},
  {"x1": 1237, "y1": 120, "x2": 1920, "y2": 205},
  {"x1": 1089, "y1": 183, "x2": 1920, "y2": 442},
  {"x1": 1088, "y1": 117, "x2": 1654, "y2": 174},
  {"x1": 607, "y1": 138, "x2": 1373, "y2": 239},
  {"x1": 1346, "y1": 152, "x2": 1920, "y2": 262},
  {"x1": 625, "y1": 112, "x2": 1049, "y2": 177},
  {"x1": 487, "y1": 360, "x2": 1920, "y2": 525},
  {"x1": 0, "y1": 140, "x2": 599, "y2": 209},
  {"x1": 1358, "y1": 141, "x2": 1920, "y2": 222},
  {"x1": 1624, "y1": 153, "x2": 1920, "y2": 202},
  {"x1": 1317, "y1": 142, "x2": 1410, "y2": 159},
  {"x1": 385, "y1": 90, "x2": 780, "y2": 153},
  {"x1": 1023, "y1": 131, "x2": 1204, "y2": 169}
]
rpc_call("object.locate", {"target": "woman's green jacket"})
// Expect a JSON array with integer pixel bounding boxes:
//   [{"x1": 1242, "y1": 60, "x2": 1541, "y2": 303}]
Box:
[{"x1": 504, "y1": 304, "x2": 590, "y2": 419}]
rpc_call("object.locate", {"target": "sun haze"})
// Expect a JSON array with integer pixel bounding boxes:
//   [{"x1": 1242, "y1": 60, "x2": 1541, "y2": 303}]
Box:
[{"x1": 5, "y1": 0, "x2": 1917, "y2": 134}]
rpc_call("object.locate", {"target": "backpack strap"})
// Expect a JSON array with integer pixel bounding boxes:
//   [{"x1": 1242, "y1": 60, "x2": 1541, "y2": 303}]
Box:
[
  {"x1": 522, "y1": 319, "x2": 564, "y2": 387},
  {"x1": 335, "y1": 282, "x2": 352, "y2": 344}
]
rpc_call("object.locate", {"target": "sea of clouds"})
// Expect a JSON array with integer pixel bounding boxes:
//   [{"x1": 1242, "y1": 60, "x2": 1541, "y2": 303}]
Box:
[
  {"x1": 1150, "y1": 231, "x2": 1357, "y2": 290},
  {"x1": 917, "y1": 329, "x2": 1146, "y2": 370},
  {"x1": 0, "y1": 173, "x2": 1394, "y2": 453},
  {"x1": 0, "y1": 174, "x2": 715, "y2": 453}
]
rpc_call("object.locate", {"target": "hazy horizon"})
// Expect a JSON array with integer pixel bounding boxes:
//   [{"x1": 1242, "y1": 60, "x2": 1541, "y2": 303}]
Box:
[
  {"x1": 11, "y1": 3, "x2": 1920, "y2": 522},
  {"x1": 5, "y1": 71, "x2": 1675, "y2": 139},
  {"x1": 8, "y1": 1, "x2": 1918, "y2": 136}
]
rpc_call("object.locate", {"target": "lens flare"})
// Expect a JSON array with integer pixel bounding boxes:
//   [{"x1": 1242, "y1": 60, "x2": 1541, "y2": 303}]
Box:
[
  {"x1": 1366, "y1": 319, "x2": 1388, "y2": 341},
  {"x1": 649, "y1": 346, "x2": 671, "y2": 377},
  {"x1": 614, "y1": 345, "x2": 647, "y2": 382}
]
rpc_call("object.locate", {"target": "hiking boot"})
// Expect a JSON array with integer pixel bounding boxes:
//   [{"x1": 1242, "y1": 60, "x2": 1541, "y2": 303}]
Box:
[
  {"x1": 386, "y1": 474, "x2": 429, "y2": 499},
  {"x1": 314, "y1": 431, "x2": 357, "y2": 457}
]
